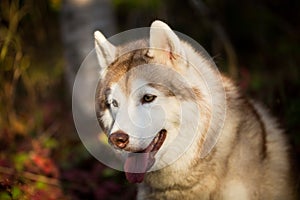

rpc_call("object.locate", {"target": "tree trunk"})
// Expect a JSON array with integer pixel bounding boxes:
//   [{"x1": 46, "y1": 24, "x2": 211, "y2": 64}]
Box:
[
  {"x1": 60, "y1": 0, "x2": 117, "y2": 138},
  {"x1": 61, "y1": 0, "x2": 117, "y2": 94}
]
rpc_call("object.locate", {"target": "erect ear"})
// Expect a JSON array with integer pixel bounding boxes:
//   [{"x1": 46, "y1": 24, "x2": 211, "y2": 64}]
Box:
[
  {"x1": 94, "y1": 31, "x2": 116, "y2": 70},
  {"x1": 147, "y1": 20, "x2": 183, "y2": 59}
]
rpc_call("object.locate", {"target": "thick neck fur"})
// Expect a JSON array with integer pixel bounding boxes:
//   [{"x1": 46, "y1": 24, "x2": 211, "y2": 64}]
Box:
[
  {"x1": 138, "y1": 42, "x2": 239, "y2": 191},
  {"x1": 139, "y1": 78, "x2": 242, "y2": 194}
]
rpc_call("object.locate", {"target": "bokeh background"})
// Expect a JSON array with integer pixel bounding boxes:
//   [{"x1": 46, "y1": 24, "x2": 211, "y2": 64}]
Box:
[{"x1": 0, "y1": 0, "x2": 299, "y2": 199}]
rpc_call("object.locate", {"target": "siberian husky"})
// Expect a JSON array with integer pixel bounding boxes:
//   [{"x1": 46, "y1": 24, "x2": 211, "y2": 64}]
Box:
[{"x1": 94, "y1": 20, "x2": 295, "y2": 199}]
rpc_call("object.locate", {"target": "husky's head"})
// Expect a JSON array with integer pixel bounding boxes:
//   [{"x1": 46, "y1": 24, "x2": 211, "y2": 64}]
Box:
[{"x1": 94, "y1": 21, "x2": 221, "y2": 183}]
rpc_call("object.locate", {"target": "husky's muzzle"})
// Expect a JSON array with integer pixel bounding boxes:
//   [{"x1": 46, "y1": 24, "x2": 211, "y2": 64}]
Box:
[{"x1": 109, "y1": 129, "x2": 167, "y2": 183}]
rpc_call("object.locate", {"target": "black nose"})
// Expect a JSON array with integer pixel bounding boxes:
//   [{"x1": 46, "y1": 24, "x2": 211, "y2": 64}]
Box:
[{"x1": 109, "y1": 131, "x2": 129, "y2": 149}]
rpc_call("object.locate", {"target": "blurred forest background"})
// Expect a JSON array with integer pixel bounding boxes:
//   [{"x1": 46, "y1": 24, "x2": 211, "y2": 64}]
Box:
[{"x1": 0, "y1": 0, "x2": 299, "y2": 199}]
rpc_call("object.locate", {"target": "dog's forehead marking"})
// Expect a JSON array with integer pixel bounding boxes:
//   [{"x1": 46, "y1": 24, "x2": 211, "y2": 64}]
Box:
[
  {"x1": 130, "y1": 79, "x2": 149, "y2": 93},
  {"x1": 102, "y1": 48, "x2": 150, "y2": 95},
  {"x1": 110, "y1": 79, "x2": 154, "y2": 101},
  {"x1": 99, "y1": 42, "x2": 200, "y2": 105},
  {"x1": 147, "y1": 83, "x2": 175, "y2": 97}
]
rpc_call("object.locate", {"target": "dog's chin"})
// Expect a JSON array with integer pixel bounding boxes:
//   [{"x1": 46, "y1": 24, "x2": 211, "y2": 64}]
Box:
[{"x1": 124, "y1": 129, "x2": 167, "y2": 183}]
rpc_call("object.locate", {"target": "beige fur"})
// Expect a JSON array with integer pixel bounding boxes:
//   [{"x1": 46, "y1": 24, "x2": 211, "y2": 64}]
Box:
[
  {"x1": 136, "y1": 80, "x2": 294, "y2": 200},
  {"x1": 138, "y1": 85, "x2": 293, "y2": 200},
  {"x1": 94, "y1": 20, "x2": 295, "y2": 199}
]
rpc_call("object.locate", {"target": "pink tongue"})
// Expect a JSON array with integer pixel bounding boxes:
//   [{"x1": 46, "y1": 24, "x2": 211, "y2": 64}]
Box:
[{"x1": 124, "y1": 153, "x2": 153, "y2": 183}]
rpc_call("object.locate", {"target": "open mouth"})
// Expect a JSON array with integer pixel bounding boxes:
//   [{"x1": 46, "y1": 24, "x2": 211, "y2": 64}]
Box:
[
  {"x1": 124, "y1": 129, "x2": 167, "y2": 183},
  {"x1": 140, "y1": 129, "x2": 167, "y2": 154}
]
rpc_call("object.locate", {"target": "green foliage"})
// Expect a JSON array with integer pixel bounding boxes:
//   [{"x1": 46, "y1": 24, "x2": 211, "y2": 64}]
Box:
[
  {"x1": 43, "y1": 138, "x2": 58, "y2": 150},
  {"x1": 11, "y1": 186, "x2": 22, "y2": 199},
  {"x1": 0, "y1": 192, "x2": 11, "y2": 200},
  {"x1": 13, "y1": 152, "x2": 29, "y2": 172},
  {"x1": 0, "y1": 0, "x2": 30, "y2": 137},
  {"x1": 0, "y1": 0, "x2": 66, "y2": 199},
  {"x1": 35, "y1": 181, "x2": 47, "y2": 190},
  {"x1": 0, "y1": 186, "x2": 23, "y2": 200}
]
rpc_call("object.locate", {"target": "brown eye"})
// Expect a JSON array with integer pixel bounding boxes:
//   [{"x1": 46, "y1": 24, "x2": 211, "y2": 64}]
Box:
[
  {"x1": 142, "y1": 94, "x2": 157, "y2": 104},
  {"x1": 112, "y1": 99, "x2": 118, "y2": 107},
  {"x1": 106, "y1": 99, "x2": 118, "y2": 108}
]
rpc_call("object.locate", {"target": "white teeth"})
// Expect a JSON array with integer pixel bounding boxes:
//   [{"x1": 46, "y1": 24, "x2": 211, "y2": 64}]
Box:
[
  {"x1": 154, "y1": 134, "x2": 159, "y2": 144},
  {"x1": 144, "y1": 131, "x2": 165, "y2": 153}
]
